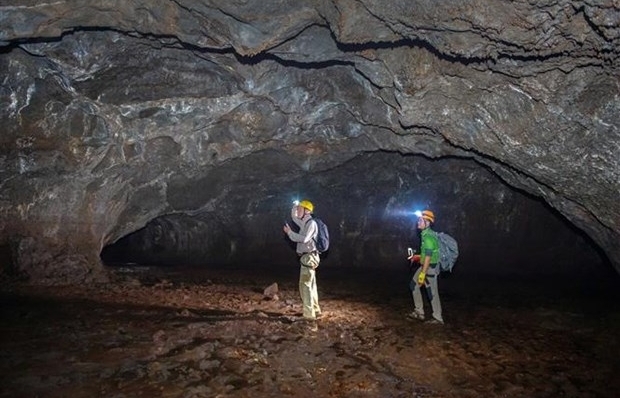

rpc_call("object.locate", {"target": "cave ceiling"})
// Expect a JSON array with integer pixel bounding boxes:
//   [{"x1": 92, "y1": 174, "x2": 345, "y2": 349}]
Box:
[{"x1": 0, "y1": 0, "x2": 619, "y2": 283}]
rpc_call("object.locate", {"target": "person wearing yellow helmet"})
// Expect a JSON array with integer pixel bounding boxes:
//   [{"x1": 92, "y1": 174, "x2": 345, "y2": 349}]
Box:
[
  {"x1": 297, "y1": 200, "x2": 314, "y2": 213},
  {"x1": 407, "y1": 209, "x2": 444, "y2": 325},
  {"x1": 283, "y1": 199, "x2": 321, "y2": 326}
]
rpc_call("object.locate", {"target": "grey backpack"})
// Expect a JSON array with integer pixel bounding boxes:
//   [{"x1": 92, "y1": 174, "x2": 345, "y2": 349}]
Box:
[{"x1": 434, "y1": 231, "x2": 459, "y2": 272}]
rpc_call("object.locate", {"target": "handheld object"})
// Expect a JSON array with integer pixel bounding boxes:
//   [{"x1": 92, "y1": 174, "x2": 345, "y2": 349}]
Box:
[{"x1": 417, "y1": 271, "x2": 426, "y2": 285}]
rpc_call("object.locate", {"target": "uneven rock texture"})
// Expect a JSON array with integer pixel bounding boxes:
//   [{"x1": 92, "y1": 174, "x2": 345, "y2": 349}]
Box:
[
  {"x1": 0, "y1": 1, "x2": 619, "y2": 282},
  {"x1": 1, "y1": 266, "x2": 620, "y2": 397}
]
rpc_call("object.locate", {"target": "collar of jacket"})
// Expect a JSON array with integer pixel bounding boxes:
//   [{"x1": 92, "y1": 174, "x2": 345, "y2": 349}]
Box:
[{"x1": 421, "y1": 227, "x2": 435, "y2": 237}]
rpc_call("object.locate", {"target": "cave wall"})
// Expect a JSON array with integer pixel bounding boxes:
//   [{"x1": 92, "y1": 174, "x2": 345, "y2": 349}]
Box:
[{"x1": 0, "y1": 1, "x2": 618, "y2": 283}]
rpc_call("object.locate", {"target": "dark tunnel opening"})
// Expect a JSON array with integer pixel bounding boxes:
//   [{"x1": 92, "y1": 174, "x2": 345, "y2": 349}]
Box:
[{"x1": 100, "y1": 153, "x2": 614, "y2": 283}]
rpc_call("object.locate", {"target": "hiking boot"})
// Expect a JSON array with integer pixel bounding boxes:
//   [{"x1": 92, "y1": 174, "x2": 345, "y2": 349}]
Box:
[
  {"x1": 425, "y1": 317, "x2": 444, "y2": 325},
  {"x1": 406, "y1": 311, "x2": 425, "y2": 321},
  {"x1": 307, "y1": 321, "x2": 318, "y2": 332},
  {"x1": 298, "y1": 318, "x2": 318, "y2": 331}
]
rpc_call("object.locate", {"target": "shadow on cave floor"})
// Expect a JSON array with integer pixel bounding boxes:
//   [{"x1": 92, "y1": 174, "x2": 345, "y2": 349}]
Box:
[{"x1": 1, "y1": 263, "x2": 619, "y2": 398}]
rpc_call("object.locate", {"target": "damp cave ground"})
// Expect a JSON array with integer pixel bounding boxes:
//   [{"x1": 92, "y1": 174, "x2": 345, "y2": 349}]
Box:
[{"x1": 1, "y1": 263, "x2": 619, "y2": 398}]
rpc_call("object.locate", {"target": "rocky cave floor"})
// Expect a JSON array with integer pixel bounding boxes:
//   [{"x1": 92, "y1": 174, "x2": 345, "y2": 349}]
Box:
[{"x1": 1, "y1": 264, "x2": 619, "y2": 398}]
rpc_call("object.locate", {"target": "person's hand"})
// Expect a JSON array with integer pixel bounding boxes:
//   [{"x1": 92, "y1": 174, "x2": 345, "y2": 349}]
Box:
[
  {"x1": 417, "y1": 271, "x2": 426, "y2": 285},
  {"x1": 283, "y1": 223, "x2": 291, "y2": 234},
  {"x1": 406, "y1": 254, "x2": 421, "y2": 263}
]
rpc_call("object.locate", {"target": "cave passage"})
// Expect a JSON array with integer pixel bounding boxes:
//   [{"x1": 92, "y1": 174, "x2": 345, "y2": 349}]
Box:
[
  {"x1": 101, "y1": 153, "x2": 611, "y2": 281},
  {"x1": 2, "y1": 2, "x2": 620, "y2": 396}
]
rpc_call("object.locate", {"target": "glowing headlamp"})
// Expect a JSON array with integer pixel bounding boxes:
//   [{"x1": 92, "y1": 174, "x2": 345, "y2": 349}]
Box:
[
  {"x1": 413, "y1": 210, "x2": 423, "y2": 217},
  {"x1": 293, "y1": 200, "x2": 300, "y2": 206}
]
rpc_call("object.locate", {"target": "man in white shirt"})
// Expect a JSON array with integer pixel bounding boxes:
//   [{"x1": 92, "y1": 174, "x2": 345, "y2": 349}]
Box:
[{"x1": 283, "y1": 199, "x2": 321, "y2": 323}]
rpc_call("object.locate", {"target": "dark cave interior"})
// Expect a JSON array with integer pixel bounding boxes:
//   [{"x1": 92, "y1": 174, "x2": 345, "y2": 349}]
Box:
[{"x1": 100, "y1": 152, "x2": 614, "y2": 284}]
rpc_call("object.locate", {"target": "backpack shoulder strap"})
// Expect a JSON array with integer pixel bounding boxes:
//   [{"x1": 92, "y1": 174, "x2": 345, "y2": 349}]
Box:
[{"x1": 305, "y1": 217, "x2": 318, "y2": 239}]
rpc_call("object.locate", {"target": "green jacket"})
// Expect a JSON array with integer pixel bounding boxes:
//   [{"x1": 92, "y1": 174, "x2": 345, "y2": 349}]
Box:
[{"x1": 420, "y1": 228, "x2": 440, "y2": 265}]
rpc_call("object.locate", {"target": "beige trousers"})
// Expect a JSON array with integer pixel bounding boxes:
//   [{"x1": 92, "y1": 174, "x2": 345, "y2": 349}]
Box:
[{"x1": 299, "y1": 252, "x2": 321, "y2": 319}]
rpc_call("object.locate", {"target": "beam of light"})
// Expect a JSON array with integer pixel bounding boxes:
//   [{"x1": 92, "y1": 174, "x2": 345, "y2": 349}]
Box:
[{"x1": 386, "y1": 209, "x2": 417, "y2": 218}]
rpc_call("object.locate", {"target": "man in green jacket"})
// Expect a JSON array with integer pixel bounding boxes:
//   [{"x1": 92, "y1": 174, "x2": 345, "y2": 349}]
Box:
[{"x1": 407, "y1": 209, "x2": 444, "y2": 325}]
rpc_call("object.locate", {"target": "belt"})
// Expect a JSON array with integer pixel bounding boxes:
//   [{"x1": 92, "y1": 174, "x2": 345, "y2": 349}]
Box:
[{"x1": 299, "y1": 251, "x2": 318, "y2": 269}]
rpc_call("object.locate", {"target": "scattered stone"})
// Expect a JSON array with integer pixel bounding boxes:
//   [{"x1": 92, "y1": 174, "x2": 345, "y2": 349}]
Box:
[
  {"x1": 0, "y1": 267, "x2": 617, "y2": 397},
  {"x1": 263, "y1": 283, "x2": 279, "y2": 300}
]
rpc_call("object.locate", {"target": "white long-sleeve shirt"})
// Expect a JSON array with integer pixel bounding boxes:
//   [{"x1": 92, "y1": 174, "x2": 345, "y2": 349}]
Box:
[{"x1": 287, "y1": 209, "x2": 318, "y2": 255}]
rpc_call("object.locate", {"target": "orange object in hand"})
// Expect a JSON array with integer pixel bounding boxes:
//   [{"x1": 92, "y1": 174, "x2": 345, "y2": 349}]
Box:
[{"x1": 412, "y1": 254, "x2": 420, "y2": 263}]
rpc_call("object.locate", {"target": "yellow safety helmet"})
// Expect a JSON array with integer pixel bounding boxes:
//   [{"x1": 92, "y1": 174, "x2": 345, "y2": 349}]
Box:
[{"x1": 298, "y1": 200, "x2": 314, "y2": 213}]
